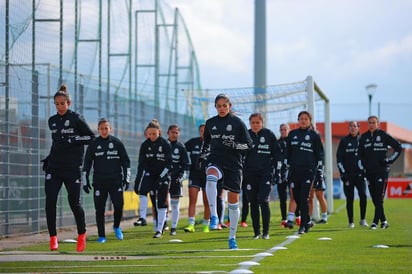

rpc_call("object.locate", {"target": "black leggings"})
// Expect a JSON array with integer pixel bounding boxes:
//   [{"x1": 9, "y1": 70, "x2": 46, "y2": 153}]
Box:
[
  {"x1": 45, "y1": 170, "x2": 85, "y2": 236},
  {"x1": 366, "y1": 171, "x2": 389, "y2": 224},
  {"x1": 93, "y1": 183, "x2": 124, "y2": 237},
  {"x1": 342, "y1": 174, "x2": 367, "y2": 223}
]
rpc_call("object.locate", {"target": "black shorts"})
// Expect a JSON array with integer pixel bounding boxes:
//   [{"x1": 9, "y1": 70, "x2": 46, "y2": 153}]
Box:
[
  {"x1": 188, "y1": 175, "x2": 206, "y2": 189},
  {"x1": 169, "y1": 175, "x2": 183, "y2": 198},
  {"x1": 208, "y1": 163, "x2": 242, "y2": 194}
]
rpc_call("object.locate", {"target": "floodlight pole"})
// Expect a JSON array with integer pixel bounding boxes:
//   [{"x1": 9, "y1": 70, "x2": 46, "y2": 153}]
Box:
[{"x1": 366, "y1": 84, "x2": 377, "y2": 116}]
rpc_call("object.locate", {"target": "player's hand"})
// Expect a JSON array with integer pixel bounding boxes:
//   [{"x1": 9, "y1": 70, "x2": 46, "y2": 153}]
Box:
[
  {"x1": 40, "y1": 156, "x2": 49, "y2": 172},
  {"x1": 122, "y1": 180, "x2": 130, "y2": 191},
  {"x1": 82, "y1": 172, "x2": 91, "y2": 194}
]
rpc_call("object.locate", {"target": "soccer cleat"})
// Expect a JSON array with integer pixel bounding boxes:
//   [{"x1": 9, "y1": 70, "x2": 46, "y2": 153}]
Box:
[
  {"x1": 170, "y1": 228, "x2": 177, "y2": 236},
  {"x1": 217, "y1": 224, "x2": 222, "y2": 230},
  {"x1": 317, "y1": 219, "x2": 327, "y2": 224},
  {"x1": 285, "y1": 220, "x2": 294, "y2": 229},
  {"x1": 228, "y1": 238, "x2": 238, "y2": 250},
  {"x1": 113, "y1": 226, "x2": 123, "y2": 240},
  {"x1": 202, "y1": 225, "x2": 210, "y2": 233},
  {"x1": 220, "y1": 223, "x2": 228, "y2": 229},
  {"x1": 295, "y1": 216, "x2": 301, "y2": 226},
  {"x1": 133, "y1": 217, "x2": 147, "y2": 226},
  {"x1": 240, "y1": 221, "x2": 248, "y2": 227},
  {"x1": 97, "y1": 236, "x2": 106, "y2": 243},
  {"x1": 360, "y1": 219, "x2": 369, "y2": 227},
  {"x1": 262, "y1": 234, "x2": 270, "y2": 240},
  {"x1": 370, "y1": 223, "x2": 377, "y2": 230},
  {"x1": 153, "y1": 231, "x2": 162, "y2": 238},
  {"x1": 76, "y1": 233, "x2": 86, "y2": 252},
  {"x1": 209, "y1": 216, "x2": 219, "y2": 230},
  {"x1": 298, "y1": 228, "x2": 305, "y2": 235},
  {"x1": 348, "y1": 223, "x2": 355, "y2": 228},
  {"x1": 380, "y1": 222, "x2": 389, "y2": 229},
  {"x1": 184, "y1": 224, "x2": 195, "y2": 233},
  {"x1": 49, "y1": 236, "x2": 58, "y2": 251},
  {"x1": 253, "y1": 234, "x2": 261, "y2": 239},
  {"x1": 281, "y1": 220, "x2": 288, "y2": 228}
]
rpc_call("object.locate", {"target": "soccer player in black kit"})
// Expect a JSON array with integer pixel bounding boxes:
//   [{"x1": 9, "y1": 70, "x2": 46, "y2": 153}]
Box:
[
  {"x1": 183, "y1": 124, "x2": 211, "y2": 233},
  {"x1": 199, "y1": 94, "x2": 252, "y2": 249},
  {"x1": 136, "y1": 119, "x2": 172, "y2": 238},
  {"x1": 82, "y1": 118, "x2": 131, "y2": 243},
  {"x1": 337, "y1": 121, "x2": 368, "y2": 228},
  {"x1": 43, "y1": 84, "x2": 95, "y2": 252},
  {"x1": 276, "y1": 123, "x2": 290, "y2": 228},
  {"x1": 243, "y1": 113, "x2": 278, "y2": 240},
  {"x1": 166, "y1": 124, "x2": 189, "y2": 236},
  {"x1": 358, "y1": 116, "x2": 401, "y2": 230},
  {"x1": 285, "y1": 111, "x2": 324, "y2": 235}
]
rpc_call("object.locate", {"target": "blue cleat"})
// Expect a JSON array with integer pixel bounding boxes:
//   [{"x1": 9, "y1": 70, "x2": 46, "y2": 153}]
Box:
[
  {"x1": 97, "y1": 236, "x2": 106, "y2": 243},
  {"x1": 228, "y1": 238, "x2": 238, "y2": 250},
  {"x1": 210, "y1": 216, "x2": 219, "y2": 230},
  {"x1": 113, "y1": 226, "x2": 124, "y2": 240}
]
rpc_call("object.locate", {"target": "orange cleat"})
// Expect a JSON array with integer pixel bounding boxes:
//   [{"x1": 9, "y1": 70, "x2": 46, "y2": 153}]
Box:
[
  {"x1": 50, "y1": 236, "x2": 58, "y2": 251},
  {"x1": 296, "y1": 216, "x2": 301, "y2": 226},
  {"x1": 76, "y1": 233, "x2": 86, "y2": 252},
  {"x1": 240, "y1": 221, "x2": 248, "y2": 227},
  {"x1": 281, "y1": 220, "x2": 288, "y2": 228}
]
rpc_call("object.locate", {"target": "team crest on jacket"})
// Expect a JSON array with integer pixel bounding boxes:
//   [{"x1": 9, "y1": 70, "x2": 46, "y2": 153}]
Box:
[
  {"x1": 64, "y1": 120, "x2": 70, "y2": 127},
  {"x1": 260, "y1": 136, "x2": 265, "y2": 143},
  {"x1": 109, "y1": 143, "x2": 114, "y2": 149},
  {"x1": 174, "y1": 148, "x2": 179, "y2": 154},
  {"x1": 305, "y1": 135, "x2": 310, "y2": 140},
  {"x1": 226, "y1": 124, "x2": 232, "y2": 131},
  {"x1": 376, "y1": 136, "x2": 381, "y2": 142},
  {"x1": 159, "y1": 146, "x2": 163, "y2": 153}
]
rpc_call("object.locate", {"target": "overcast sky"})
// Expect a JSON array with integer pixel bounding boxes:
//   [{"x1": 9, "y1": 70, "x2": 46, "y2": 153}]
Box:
[{"x1": 166, "y1": 0, "x2": 412, "y2": 130}]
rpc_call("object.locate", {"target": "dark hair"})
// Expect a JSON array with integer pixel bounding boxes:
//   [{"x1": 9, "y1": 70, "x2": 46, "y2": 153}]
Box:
[
  {"x1": 167, "y1": 124, "x2": 180, "y2": 132},
  {"x1": 98, "y1": 117, "x2": 110, "y2": 127},
  {"x1": 279, "y1": 123, "x2": 289, "y2": 129},
  {"x1": 146, "y1": 119, "x2": 161, "y2": 131},
  {"x1": 198, "y1": 124, "x2": 205, "y2": 131},
  {"x1": 214, "y1": 93, "x2": 231, "y2": 106},
  {"x1": 249, "y1": 113, "x2": 263, "y2": 122},
  {"x1": 53, "y1": 84, "x2": 71, "y2": 102},
  {"x1": 368, "y1": 115, "x2": 379, "y2": 123},
  {"x1": 298, "y1": 110, "x2": 312, "y2": 121}
]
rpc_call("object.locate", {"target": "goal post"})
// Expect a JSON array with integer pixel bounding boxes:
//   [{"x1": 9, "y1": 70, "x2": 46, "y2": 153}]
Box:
[{"x1": 194, "y1": 75, "x2": 334, "y2": 217}]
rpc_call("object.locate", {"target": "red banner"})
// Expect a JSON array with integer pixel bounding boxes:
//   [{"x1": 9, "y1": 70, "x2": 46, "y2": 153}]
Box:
[{"x1": 387, "y1": 178, "x2": 412, "y2": 199}]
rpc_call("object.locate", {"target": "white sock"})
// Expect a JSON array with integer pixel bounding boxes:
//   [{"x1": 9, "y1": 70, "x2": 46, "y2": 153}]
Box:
[
  {"x1": 206, "y1": 175, "x2": 218, "y2": 218},
  {"x1": 171, "y1": 199, "x2": 180, "y2": 229},
  {"x1": 188, "y1": 217, "x2": 195, "y2": 226},
  {"x1": 220, "y1": 196, "x2": 226, "y2": 224},
  {"x1": 287, "y1": 212, "x2": 295, "y2": 222},
  {"x1": 322, "y1": 212, "x2": 327, "y2": 220},
  {"x1": 139, "y1": 195, "x2": 148, "y2": 219},
  {"x1": 228, "y1": 203, "x2": 239, "y2": 239},
  {"x1": 156, "y1": 208, "x2": 167, "y2": 232}
]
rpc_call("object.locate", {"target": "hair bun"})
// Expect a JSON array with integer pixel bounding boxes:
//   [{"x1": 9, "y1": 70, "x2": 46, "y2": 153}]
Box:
[{"x1": 59, "y1": 84, "x2": 67, "y2": 93}]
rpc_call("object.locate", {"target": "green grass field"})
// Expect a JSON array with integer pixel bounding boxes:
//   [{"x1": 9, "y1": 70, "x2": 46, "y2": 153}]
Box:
[{"x1": 1, "y1": 198, "x2": 411, "y2": 273}]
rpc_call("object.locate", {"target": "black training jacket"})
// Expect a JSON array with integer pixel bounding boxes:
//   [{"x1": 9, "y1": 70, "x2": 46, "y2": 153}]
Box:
[
  {"x1": 47, "y1": 110, "x2": 95, "y2": 170},
  {"x1": 336, "y1": 134, "x2": 362, "y2": 175},
  {"x1": 83, "y1": 135, "x2": 131, "y2": 184},
  {"x1": 286, "y1": 127, "x2": 324, "y2": 171},
  {"x1": 202, "y1": 113, "x2": 252, "y2": 171},
  {"x1": 243, "y1": 128, "x2": 278, "y2": 174}
]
